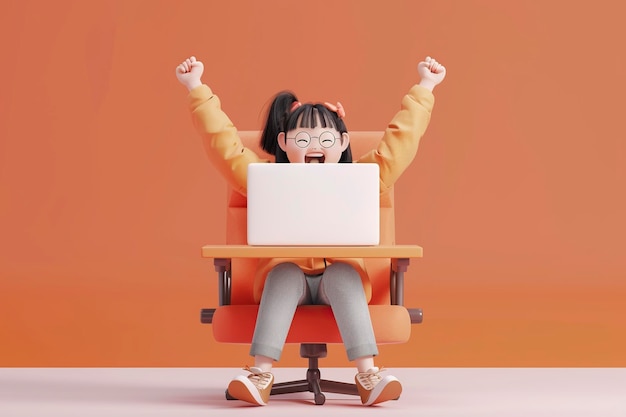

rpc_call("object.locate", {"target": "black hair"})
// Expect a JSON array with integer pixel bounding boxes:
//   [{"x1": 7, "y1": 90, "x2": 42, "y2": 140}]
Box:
[{"x1": 259, "y1": 91, "x2": 352, "y2": 163}]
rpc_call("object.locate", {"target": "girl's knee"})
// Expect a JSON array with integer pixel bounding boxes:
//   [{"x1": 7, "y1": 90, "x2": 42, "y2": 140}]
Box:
[
  {"x1": 325, "y1": 262, "x2": 359, "y2": 277},
  {"x1": 269, "y1": 262, "x2": 302, "y2": 276},
  {"x1": 322, "y1": 262, "x2": 361, "y2": 290},
  {"x1": 265, "y1": 262, "x2": 305, "y2": 289}
]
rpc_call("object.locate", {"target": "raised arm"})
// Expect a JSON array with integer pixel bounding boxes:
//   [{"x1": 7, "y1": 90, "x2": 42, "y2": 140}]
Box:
[
  {"x1": 176, "y1": 56, "x2": 265, "y2": 196},
  {"x1": 358, "y1": 56, "x2": 447, "y2": 194}
]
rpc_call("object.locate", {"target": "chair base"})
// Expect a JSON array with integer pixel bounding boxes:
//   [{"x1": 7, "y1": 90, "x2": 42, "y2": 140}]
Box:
[{"x1": 225, "y1": 343, "x2": 358, "y2": 405}]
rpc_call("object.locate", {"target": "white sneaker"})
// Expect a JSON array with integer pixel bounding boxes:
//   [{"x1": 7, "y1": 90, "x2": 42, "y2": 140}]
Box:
[
  {"x1": 227, "y1": 366, "x2": 274, "y2": 406},
  {"x1": 355, "y1": 367, "x2": 402, "y2": 406}
]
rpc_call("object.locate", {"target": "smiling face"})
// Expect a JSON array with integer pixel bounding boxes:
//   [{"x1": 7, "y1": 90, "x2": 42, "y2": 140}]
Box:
[{"x1": 277, "y1": 114, "x2": 350, "y2": 164}]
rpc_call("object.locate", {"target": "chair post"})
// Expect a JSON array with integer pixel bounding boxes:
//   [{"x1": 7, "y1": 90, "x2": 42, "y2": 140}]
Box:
[
  {"x1": 214, "y1": 258, "x2": 232, "y2": 306},
  {"x1": 391, "y1": 258, "x2": 410, "y2": 306}
]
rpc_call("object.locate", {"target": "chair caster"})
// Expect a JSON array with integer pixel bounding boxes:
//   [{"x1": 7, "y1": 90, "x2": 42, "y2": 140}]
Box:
[{"x1": 314, "y1": 393, "x2": 326, "y2": 405}]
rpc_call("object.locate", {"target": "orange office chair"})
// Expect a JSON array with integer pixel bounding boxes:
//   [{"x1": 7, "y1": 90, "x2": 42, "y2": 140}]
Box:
[{"x1": 200, "y1": 131, "x2": 423, "y2": 405}]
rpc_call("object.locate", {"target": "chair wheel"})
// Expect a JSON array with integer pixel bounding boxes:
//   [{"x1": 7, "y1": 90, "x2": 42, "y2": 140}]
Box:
[{"x1": 314, "y1": 393, "x2": 326, "y2": 405}]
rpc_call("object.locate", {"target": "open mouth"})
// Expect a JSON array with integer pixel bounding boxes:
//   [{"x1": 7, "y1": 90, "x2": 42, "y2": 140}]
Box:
[{"x1": 305, "y1": 154, "x2": 325, "y2": 163}]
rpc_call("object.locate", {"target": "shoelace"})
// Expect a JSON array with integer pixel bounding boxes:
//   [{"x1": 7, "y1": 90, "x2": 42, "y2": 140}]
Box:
[
  {"x1": 357, "y1": 367, "x2": 387, "y2": 389},
  {"x1": 243, "y1": 365, "x2": 272, "y2": 389}
]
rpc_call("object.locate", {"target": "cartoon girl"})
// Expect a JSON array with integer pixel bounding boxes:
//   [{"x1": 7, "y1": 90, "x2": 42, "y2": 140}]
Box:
[{"x1": 176, "y1": 56, "x2": 446, "y2": 406}]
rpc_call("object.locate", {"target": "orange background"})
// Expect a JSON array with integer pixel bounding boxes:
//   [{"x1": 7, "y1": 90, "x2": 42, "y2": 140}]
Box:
[{"x1": 1, "y1": 0, "x2": 625, "y2": 367}]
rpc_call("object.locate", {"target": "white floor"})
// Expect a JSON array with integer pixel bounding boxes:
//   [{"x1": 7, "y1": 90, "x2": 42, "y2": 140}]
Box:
[{"x1": 0, "y1": 368, "x2": 624, "y2": 417}]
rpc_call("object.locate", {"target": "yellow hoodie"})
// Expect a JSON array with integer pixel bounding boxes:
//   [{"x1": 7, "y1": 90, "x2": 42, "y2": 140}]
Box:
[{"x1": 188, "y1": 84, "x2": 435, "y2": 302}]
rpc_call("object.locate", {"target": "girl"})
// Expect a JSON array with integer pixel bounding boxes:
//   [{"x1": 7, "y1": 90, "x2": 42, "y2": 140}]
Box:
[{"x1": 176, "y1": 56, "x2": 446, "y2": 406}]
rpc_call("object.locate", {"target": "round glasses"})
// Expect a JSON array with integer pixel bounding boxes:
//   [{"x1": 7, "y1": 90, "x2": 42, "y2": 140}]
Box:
[{"x1": 286, "y1": 131, "x2": 338, "y2": 148}]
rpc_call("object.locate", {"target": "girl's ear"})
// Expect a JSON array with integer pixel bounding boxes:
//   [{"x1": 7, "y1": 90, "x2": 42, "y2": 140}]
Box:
[
  {"x1": 277, "y1": 132, "x2": 288, "y2": 152},
  {"x1": 339, "y1": 132, "x2": 350, "y2": 151}
]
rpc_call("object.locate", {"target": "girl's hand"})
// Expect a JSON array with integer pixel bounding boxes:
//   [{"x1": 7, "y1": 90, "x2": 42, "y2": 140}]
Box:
[
  {"x1": 175, "y1": 56, "x2": 204, "y2": 91},
  {"x1": 417, "y1": 56, "x2": 446, "y2": 91}
]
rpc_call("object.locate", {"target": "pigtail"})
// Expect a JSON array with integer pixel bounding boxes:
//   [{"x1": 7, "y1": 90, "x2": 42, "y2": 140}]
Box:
[{"x1": 260, "y1": 91, "x2": 299, "y2": 158}]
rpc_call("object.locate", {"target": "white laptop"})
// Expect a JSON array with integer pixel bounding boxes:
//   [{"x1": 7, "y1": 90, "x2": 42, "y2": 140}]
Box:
[{"x1": 247, "y1": 163, "x2": 380, "y2": 246}]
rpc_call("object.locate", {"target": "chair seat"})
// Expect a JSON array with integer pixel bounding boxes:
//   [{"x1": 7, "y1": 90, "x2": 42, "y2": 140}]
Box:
[{"x1": 212, "y1": 304, "x2": 411, "y2": 344}]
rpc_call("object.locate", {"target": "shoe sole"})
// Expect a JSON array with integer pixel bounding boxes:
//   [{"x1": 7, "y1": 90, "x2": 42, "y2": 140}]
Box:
[
  {"x1": 227, "y1": 377, "x2": 267, "y2": 406},
  {"x1": 365, "y1": 379, "x2": 403, "y2": 406}
]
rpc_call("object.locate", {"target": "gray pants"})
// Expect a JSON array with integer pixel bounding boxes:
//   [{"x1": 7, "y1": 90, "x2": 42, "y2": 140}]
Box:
[{"x1": 250, "y1": 262, "x2": 378, "y2": 361}]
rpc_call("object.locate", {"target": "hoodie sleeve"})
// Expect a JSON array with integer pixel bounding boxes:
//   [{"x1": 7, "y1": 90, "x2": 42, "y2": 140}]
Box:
[
  {"x1": 357, "y1": 84, "x2": 435, "y2": 193},
  {"x1": 188, "y1": 85, "x2": 267, "y2": 196}
]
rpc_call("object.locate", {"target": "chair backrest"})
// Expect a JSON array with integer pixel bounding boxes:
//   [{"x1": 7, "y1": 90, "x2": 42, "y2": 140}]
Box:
[{"x1": 226, "y1": 131, "x2": 395, "y2": 305}]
